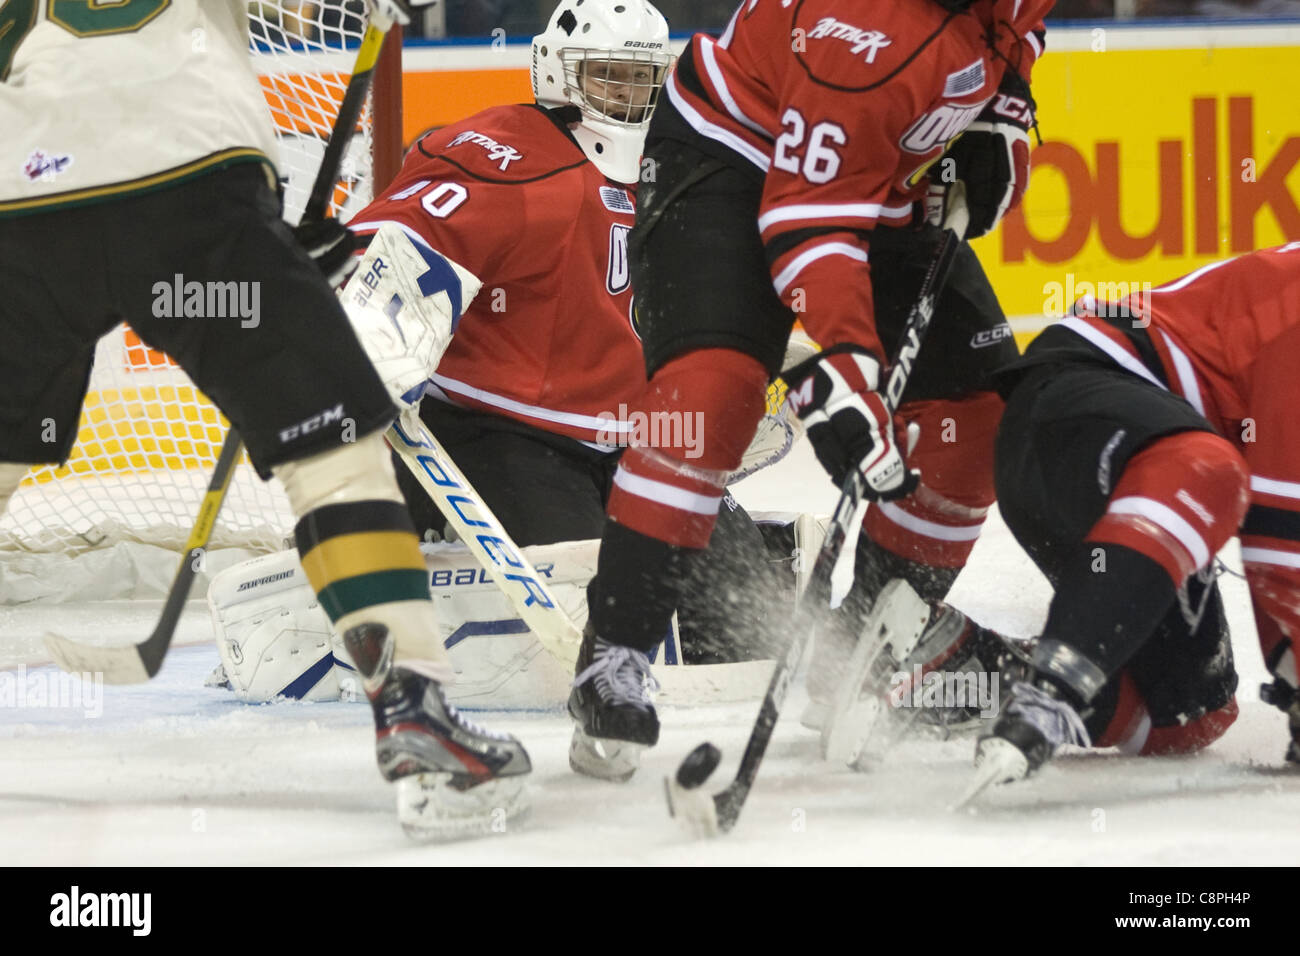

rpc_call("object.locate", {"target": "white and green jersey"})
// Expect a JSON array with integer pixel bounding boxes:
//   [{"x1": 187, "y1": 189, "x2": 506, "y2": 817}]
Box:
[{"x1": 0, "y1": 0, "x2": 279, "y2": 217}]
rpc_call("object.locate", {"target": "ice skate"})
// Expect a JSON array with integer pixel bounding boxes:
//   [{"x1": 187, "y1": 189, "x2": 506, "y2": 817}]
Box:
[
  {"x1": 819, "y1": 579, "x2": 1035, "y2": 766},
  {"x1": 568, "y1": 622, "x2": 661, "y2": 782},
  {"x1": 1260, "y1": 674, "x2": 1300, "y2": 765},
  {"x1": 344, "y1": 623, "x2": 531, "y2": 841},
  {"x1": 955, "y1": 680, "x2": 1090, "y2": 809}
]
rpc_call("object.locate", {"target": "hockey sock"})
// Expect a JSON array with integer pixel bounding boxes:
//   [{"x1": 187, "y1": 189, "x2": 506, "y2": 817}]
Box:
[
  {"x1": 588, "y1": 519, "x2": 693, "y2": 654},
  {"x1": 1033, "y1": 543, "x2": 1176, "y2": 704},
  {"x1": 863, "y1": 392, "x2": 1000, "y2": 567},
  {"x1": 276, "y1": 434, "x2": 451, "y2": 674},
  {"x1": 293, "y1": 499, "x2": 449, "y2": 667},
  {"x1": 606, "y1": 348, "x2": 768, "y2": 548}
]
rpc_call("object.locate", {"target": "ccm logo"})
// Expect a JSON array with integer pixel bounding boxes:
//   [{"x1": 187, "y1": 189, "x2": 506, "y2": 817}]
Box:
[{"x1": 279, "y1": 403, "x2": 344, "y2": 443}]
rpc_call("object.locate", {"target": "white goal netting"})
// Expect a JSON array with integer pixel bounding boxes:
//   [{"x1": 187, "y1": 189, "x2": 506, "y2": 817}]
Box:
[{"x1": 0, "y1": 2, "x2": 396, "y2": 599}]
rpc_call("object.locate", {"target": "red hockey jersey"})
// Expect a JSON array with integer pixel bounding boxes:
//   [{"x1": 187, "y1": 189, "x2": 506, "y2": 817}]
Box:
[
  {"x1": 659, "y1": 0, "x2": 1051, "y2": 357},
  {"x1": 348, "y1": 104, "x2": 643, "y2": 447},
  {"x1": 1063, "y1": 243, "x2": 1300, "y2": 661}
]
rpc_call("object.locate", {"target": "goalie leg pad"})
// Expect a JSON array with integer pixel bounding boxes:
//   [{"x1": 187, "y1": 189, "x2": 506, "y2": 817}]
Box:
[{"x1": 208, "y1": 539, "x2": 603, "y2": 706}]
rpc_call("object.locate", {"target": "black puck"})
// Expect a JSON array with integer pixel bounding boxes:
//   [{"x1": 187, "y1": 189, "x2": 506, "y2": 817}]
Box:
[{"x1": 675, "y1": 742, "x2": 721, "y2": 789}]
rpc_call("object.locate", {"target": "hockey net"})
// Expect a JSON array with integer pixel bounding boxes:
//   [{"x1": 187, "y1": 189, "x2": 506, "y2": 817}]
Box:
[{"x1": 0, "y1": 2, "x2": 402, "y2": 599}]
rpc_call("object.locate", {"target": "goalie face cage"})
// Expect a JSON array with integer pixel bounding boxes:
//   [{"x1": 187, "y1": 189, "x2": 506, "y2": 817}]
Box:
[{"x1": 0, "y1": 2, "x2": 402, "y2": 558}]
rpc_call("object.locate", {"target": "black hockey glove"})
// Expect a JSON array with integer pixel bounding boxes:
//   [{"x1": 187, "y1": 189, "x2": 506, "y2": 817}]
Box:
[
  {"x1": 369, "y1": 0, "x2": 440, "y2": 26},
  {"x1": 932, "y1": 77, "x2": 1035, "y2": 239},
  {"x1": 783, "y1": 344, "x2": 919, "y2": 501},
  {"x1": 293, "y1": 218, "x2": 360, "y2": 290}
]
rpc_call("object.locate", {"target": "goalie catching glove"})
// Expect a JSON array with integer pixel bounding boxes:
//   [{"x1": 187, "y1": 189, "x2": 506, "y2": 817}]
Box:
[
  {"x1": 340, "y1": 222, "x2": 482, "y2": 411},
  {"x1": 783, "y1": 344, "x2": 918, "y2": 501},
  {"x1": 930, "y1": 77, "x2": 1035, "y2": 240}
]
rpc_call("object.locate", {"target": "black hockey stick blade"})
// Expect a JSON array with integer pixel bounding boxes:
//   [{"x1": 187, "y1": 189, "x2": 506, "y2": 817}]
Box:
[{"x1": 44, "y1": 430, "x2": 244, "y2": 683}]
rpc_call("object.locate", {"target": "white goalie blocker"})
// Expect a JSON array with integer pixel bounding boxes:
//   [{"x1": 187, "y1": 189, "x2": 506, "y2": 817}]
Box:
[{"x1": 341, "y1": 221, "x2": 480, "y2": 412}]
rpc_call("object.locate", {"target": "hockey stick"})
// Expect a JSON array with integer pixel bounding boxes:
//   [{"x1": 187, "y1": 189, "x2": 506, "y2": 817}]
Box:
[
  {"x1": 43, "y1": 14, "x2": 398, "y2": 683},
  {"x1": 665, "y1": 190, "x2": 970, "y2": 836},
  {"x1": 385, "y1": 414, "x2": 583, "y2": 669}
]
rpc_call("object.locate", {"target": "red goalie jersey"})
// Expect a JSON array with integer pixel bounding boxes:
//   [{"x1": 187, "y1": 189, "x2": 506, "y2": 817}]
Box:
[
  {"x1": 348, "y1": 104, "x2": 643, "y2": 446},
  {"x1": 656, "y1": 0, "x2": 1051, "y2": 355},
  {"x1": 1063, "y1": 243, "x2": 1300, "y2": 673}
]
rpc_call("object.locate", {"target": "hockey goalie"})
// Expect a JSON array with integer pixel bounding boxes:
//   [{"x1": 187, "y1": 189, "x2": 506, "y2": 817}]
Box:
[{"x1": 207, "y1": 0, "x2": 819, "y2": 719}]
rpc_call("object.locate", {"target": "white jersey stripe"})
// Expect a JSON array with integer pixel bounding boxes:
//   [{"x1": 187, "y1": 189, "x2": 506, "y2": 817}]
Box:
[
  {"x1": 1060, "y1": 317, "x2": 1167, "y2": 390},
  {"x1": 1150, "y1": 257, "x2": 1233, "y2": 294},
  {"x1": 1157, "y1": 330, "x2": 1205, "y2": 416},
  {"x1": 664, "y1": 73, "x2": 771, "y2": 172},
  {"x1": 1251, "y1": 475, "x2": 1300, "y2": 500},
  {"x1": 612, "y1": 468, "x2": 722, "y2": 516},
  {"x1": 877, "y1": 502, "x2": 984, "y2": 542},
  {"x1": 1241, "y1": 546, "x2": 1300, "y2": 570},
  {"x1": 757, "y1": 201, "x2": 912, "y2": 234},
  {"x1": 1025, "y1": 29, "x2": 1044, "y2": 60},
  {"x1": 430, "y1": 375, "x2": 633, "y2": 433},
  {"x1": 1108, "y1": 496, "x2": 1211, "y2": 569},
  {"x1": 773, "y1": 241, "x2": 868, "y2": 296},
  {"x1": 347, "y1": 218, "x2": 434, "y2": 250},
  {"x1": 699, "y1": 37, "x2": 769, "y2": 138}
]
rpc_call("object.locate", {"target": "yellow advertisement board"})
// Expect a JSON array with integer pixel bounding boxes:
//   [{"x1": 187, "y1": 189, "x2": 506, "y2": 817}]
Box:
[{"x1": 974, "y1": 39, "x2": 1300, "y2": 339}]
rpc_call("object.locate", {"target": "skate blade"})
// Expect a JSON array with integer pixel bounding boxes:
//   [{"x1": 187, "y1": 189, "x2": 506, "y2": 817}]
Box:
[
  {"x1": 396, "y1": 772, "x2": 529, "y2": 843},
  {"x1": 569, "y1": 727, "x2": 647, "y2": 783},
  {"x1": 822, "y1": 697, "x2": 884, "y2": 766},
  {"x1": 820, "y1": 579, "x2": 929, "y2": 766},
  {"x1": 951, "y1": 738, "x2": 1029, "y2": 811}
]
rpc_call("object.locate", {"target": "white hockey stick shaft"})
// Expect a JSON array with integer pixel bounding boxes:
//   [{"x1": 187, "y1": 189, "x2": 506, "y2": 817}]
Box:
[{"x1": 386, "y1": 413, "x2": 582, "y2": 669}]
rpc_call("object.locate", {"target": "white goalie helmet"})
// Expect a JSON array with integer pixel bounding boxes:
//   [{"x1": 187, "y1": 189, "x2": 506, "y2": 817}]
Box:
[{"x1": 531, "y1": 0, "x2": 674, "y2": 184}]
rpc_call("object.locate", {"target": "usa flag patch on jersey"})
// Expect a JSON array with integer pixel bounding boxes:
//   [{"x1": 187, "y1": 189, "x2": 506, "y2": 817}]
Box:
[
  {"x1": 943, "y1": 60, "x2": 986, "y2": 97},
  {"x1": 600, "y1": 186, "x2": 635, "y2": 214}
]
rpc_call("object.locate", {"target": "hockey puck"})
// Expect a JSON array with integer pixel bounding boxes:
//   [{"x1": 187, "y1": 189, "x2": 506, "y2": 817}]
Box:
[{"x1": 675, "y1": 742, "x2": 721, "y2": 790}]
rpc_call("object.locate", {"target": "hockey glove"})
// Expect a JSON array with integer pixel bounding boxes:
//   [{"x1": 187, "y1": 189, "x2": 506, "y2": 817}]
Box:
[
  {"x1": 783, "y1": 345, "x2": 919, "y2": 501},
  {"x1": 293, "y1": 218, "x2": 360, "y2": 290},
  {"x1": 368, "y1": 0, "x2": 440, "y2": 27},
  {"x1": 933, "y1": 79, "x2": 1034, "y2": 239},
  {"x1": 340, "y1": 222, "x2": 482, "y2": 412}
]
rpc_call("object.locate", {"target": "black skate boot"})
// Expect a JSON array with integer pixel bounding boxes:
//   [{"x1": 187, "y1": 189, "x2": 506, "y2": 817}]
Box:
[
  {"x1": 344, "y1": 623, "x2": 531, "y2": 840},
  {"x1": 819, "y1": 579, "x2": 1035, "y2": 766},
  {"x1": 568, "y1": 621, "x2": 661, "y2": 782},
  {"x1": 956, "y1": 678, "x2": 1091, "y2": 808},
  {"x1": 1260, "y1": 675, "x2": 1300, "y2": 764}
]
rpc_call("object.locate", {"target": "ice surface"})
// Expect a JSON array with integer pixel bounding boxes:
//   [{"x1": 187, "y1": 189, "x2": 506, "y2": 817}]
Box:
[{"x1": 2, "y1": 441, "x2": 1297, "y2": 865}]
